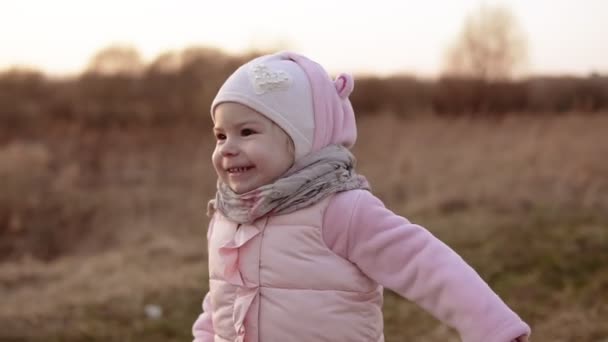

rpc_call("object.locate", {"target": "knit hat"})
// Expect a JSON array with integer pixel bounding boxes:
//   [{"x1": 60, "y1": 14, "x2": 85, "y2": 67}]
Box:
[{"x1": 211, "y1": 51, "x2": 357, "y2": 160}]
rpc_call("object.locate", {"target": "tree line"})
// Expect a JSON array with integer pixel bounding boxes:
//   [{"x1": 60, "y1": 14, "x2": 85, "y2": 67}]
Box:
[
  {"x1": 1, "y1": 50, "x2": 606, "y2": 128},
  {"x1": 1, "y1": 5, "x2": 606, "y2": 126}
]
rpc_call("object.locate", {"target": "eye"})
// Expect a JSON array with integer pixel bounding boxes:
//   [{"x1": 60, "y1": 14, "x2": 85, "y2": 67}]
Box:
[
  {"x1": 215, "y1": 132, "x2": 226, "y2": 140},
  {"x1": 241, "y1": 128, "x2": 255, "y2": 136}
]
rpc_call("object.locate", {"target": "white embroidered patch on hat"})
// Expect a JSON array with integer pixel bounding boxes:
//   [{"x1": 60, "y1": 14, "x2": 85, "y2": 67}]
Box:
[{"x1": 248, "y1": 63, "x2": 292, "y2": 94}]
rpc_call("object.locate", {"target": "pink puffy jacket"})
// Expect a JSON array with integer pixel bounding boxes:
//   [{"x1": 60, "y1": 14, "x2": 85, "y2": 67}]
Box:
[{"x1": 193, "y1": 189, "x2": 530, "y2": 342}]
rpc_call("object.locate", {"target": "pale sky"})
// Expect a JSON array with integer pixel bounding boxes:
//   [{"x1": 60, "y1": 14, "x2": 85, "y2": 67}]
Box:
[{"x1": 1, "y1": 0, "x2": 606, "y2": 77}]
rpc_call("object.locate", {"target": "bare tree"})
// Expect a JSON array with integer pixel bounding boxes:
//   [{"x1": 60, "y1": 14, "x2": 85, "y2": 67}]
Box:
[
  {"x1": 443, "y1": 5, "x2": 528, "y2": 80},
  {"x1": 86, "y1": 44, "x2": 144, "y2": 76},
  {"x1": 147, "y1": 51, "x2": 182, "y2": 74}
]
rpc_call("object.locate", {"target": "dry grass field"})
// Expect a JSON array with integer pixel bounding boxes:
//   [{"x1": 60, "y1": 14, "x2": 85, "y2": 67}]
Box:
[{"x1": 1, "y1": 112, "x2": 607, "y2": 341}]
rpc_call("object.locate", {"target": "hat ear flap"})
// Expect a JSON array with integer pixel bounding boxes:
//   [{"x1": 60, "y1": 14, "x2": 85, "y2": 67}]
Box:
[{"x1": 334, "y1": 73, "x2": 354, "y2": 99}]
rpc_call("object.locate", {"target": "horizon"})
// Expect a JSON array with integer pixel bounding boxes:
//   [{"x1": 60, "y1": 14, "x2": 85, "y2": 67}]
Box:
[{"x1": 1, "y1": 0, "x2": 607, "y2": 78}]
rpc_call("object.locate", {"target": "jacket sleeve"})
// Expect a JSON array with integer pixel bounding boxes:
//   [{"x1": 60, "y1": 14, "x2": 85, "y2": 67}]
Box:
[
  {"x1": 192, "y1": 292, "x2": 214, "y2": 342},
  {"x1": 323, "y1": 190, "x2": 531, "y2": 342},
  {"x1": 192, "y1": 216, "x2": 216, "y2": 342}
]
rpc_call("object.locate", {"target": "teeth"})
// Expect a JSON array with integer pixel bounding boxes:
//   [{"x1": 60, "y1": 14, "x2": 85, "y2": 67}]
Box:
[{"x1": 228, "y1": 167, "x2": 250, "y2": 173}]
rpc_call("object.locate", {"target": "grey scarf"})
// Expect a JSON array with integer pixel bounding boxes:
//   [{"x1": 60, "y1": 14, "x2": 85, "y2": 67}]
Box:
[{"x1": 208, "y1": 145, "x2": 369, "y2": 224}]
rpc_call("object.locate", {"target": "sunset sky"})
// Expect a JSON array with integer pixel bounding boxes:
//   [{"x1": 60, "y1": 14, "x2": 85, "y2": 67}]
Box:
[{"x1": 1, "y1": 0, "x2": 606, "y2": 77}]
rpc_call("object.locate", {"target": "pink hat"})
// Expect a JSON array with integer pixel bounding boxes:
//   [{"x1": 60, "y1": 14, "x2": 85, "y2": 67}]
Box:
[{"x1": 211, "y1": 51, "x2": 357, "y2": 160}]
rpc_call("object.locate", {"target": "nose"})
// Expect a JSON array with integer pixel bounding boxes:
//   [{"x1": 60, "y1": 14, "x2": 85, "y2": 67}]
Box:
[{"x1": 219, "y1": 137, "x2": 239, "y2": 157}]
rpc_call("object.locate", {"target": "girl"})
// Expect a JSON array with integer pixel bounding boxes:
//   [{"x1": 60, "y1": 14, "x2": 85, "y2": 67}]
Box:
[{"x1": 192, "y1": 51, "x2": 531, "y2": 342}]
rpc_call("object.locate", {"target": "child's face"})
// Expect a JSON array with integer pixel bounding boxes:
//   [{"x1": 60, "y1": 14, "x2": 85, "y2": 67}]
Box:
[{"x1": 212, "y1": 102, "x2": 295, "y2": 194}]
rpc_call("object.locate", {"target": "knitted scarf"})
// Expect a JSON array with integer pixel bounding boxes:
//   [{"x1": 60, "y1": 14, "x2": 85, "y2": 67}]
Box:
[{"x1": 208, "y1": 145, "x2": 369, "y2": 224}]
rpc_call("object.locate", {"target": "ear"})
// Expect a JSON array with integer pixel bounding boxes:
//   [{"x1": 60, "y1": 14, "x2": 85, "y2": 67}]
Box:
[{"x1": 334, "y1": 73, "x2": 354, "y2": 99}]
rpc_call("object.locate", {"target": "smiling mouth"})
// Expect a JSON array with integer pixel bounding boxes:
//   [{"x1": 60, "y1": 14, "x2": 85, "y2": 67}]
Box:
[{"x1": 227, "y1": 166, "x2": 254, "y2": 174}]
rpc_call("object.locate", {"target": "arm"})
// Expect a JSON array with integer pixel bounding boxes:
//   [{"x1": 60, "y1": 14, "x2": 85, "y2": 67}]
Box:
[
  {"x1": 323, "y1": 190, "x2": 530, "y2": 342},
  {"x1": 192, "y1": 216, "x2": 216, "y2": 342},
  {"x1": 192, "y1": 292, "x2": 214, "y2": 342}
]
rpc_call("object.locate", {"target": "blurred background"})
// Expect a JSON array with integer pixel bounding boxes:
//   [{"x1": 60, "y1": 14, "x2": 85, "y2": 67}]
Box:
[{"x1": 1, "y1": 0, "x2": 607, "y2": 341}]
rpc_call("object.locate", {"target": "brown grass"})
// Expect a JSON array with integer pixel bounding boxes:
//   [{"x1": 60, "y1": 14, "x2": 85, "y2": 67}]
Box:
[{"x1": 1, "y1": 112, "x2": 607, "y2": 341}]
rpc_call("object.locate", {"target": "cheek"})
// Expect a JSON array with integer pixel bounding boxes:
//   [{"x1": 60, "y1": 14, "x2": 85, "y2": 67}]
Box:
[
  {"x1": 269, "y1": 127, "x2": 294, "y2": 165},
  {"x1": 211, "y1": 148, "x2": 222, "y2": 174},
  {"x1": 267, "y1": 142, "x2": 294, "y2": 176},
  {"x1": 277, "y1": 137, "x2": 295, "y2": 168}
]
